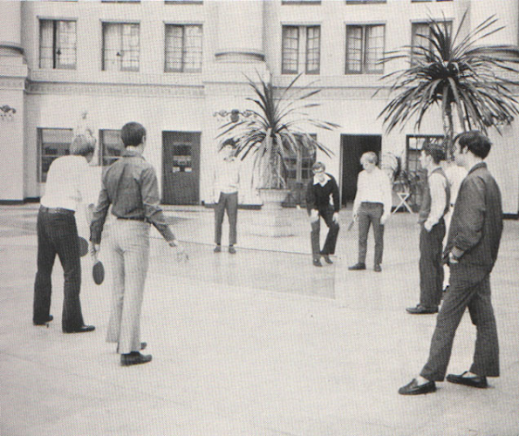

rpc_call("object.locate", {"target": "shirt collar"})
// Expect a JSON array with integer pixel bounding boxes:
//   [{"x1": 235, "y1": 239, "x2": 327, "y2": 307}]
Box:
[
  {"x1": 313, "y1": 173, "x2": 331, "y2": 186},
  {"x1": 122, "y1": 149, "x2": 144, "y2": 159},
  {"x1": 467, "y1": 161, "x2": 486, "y2": 175}
]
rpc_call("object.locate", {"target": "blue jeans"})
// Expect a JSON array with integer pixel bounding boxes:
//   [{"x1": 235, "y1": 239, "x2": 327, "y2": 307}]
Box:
[
  {"x1": 33, "y1": 207, "x2": 85, "y2": 330},
  {"x1": 106, "y1": 220, "x2": 150, "y2": 354}
]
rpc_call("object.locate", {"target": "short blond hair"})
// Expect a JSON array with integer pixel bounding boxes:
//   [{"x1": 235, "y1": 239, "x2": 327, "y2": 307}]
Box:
[
  {"x1": 360, "y1": 151, "x2": 377, "y2": 165},
  {"x1": 70, "y1": 135, "x2": 96, "y2": 157}
]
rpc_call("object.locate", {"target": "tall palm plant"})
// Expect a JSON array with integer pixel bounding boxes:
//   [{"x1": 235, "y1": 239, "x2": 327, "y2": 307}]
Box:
[
  {"x1": 378, "y1": 12, "x2": 519, "y2": 154},
  {"x1": 217, "y1": 74, "x2": 339, "y2": 189}
]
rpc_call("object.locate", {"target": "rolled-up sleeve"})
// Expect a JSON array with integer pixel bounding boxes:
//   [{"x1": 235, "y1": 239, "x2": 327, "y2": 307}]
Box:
[{"x1": 141, "y1": 166, "x2": 175, "y2": 242}]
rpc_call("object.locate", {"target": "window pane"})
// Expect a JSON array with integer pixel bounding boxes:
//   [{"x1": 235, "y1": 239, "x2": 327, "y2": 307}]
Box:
[
  {"x1": 306, "y1": 26, "x2": 320, "y2": 74},
  {"x1": 365, "y1": 25, "x2": 384, "y2": 73},
  {"x1": 103, "y1": 23, "x2": 121, "y2": 71},
  {"x1": 282, "y1": 26, "x2": 299, "y2": 74},
  {"x1": 39, "y1": 129, "x2": 73, "y2": 182},
  {"x1": 39, "y1": 20, "x2": 54, "y2": 69},
  {"x1": 56, "y1": 21, "x2": 77, "y2": 69},
  {"x1": 165, "y1": 25, "x2": 184, "y2": 71},
  {"x1": 100, "y1": 130, "x2": 123, "y2": 166},
  {"x1": 121, "y1": 24, "x2": 140, "y2": 71},
  {"x1": 346, "y1": 26, "x2": 363, "y2": 73},
  {"x1": 184, "y1": 25, "x2": 203, "y2": 72}
]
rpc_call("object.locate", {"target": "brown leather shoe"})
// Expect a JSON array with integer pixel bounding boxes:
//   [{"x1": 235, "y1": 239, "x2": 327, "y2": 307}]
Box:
[
  {"x1": 446, "y1": 371, "x2": 488, "y2": 389},
  {"x1": 398, "y1": 378, "x2": 436, "y2": 395},
  {"x1": 121, "y1": 352, "x2": 152, "y2": 367},
  {"x1": 313, "y1": 258, "x2": 323, "y2": 267},
  {"x1": 322, "y1": 255, "x2": 333, "y2": 264},
  {"x1": 374, "y1": 264, "x2": 382, "y2": 272}
]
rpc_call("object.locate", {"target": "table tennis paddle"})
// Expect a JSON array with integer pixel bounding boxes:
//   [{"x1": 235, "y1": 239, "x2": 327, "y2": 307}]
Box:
[
  {"x1": 78, "y1": 236, "x2": 89, "y2": 257},
  {"x1": 91, "y1": 252, "x2": 105, "y2": 285}
]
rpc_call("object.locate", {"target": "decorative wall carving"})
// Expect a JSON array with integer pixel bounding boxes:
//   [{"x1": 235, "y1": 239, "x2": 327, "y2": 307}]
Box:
[{"x1": 26, "y1": 81, "x2": 205, "y2": 98}]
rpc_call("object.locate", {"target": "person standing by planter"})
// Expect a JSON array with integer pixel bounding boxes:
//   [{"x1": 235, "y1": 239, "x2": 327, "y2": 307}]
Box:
[
  {"x1": 213, "y1": 138, "x2": 240, "y2": 254},
  {"x1": 406, "y1": 142, "x2": 450, "y2": 315},
  {"x1": 306, "y1": 162, "x2": 340, "y2": 267},
  {"x1": 33, "y1": 134, "x2": 96, "y2": 333},
  {"x1": 348, "y1": 152, "x2": 392, "y2": 273},
  {"x1": 399, "y1": 131, "x2": 502, "y2": 395}
]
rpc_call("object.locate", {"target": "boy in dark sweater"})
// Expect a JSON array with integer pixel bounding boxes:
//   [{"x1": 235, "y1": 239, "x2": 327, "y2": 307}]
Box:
[{"x1": 306, "y1": 162, "x2": 340, "y2": 267}]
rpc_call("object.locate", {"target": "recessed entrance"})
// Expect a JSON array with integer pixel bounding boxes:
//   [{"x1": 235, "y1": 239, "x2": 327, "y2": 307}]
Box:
[{"x1": 340, "y1": 134, "x2": 382, "y2": 207}]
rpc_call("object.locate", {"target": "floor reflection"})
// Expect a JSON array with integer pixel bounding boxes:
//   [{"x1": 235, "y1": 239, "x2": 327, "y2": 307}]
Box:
[{"x1": 151, "y1": 240, "x2": 336, "y2": 299}]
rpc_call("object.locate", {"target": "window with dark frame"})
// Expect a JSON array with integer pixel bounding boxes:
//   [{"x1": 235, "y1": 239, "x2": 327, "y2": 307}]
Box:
[
  {"x1": 284, "y1": 135, "x2": 317, "y2": 206},
  {"x1": 38, "y1": 128, "x2": 74, "y2": 183},
  {"x1": 345, "y1": 24, "x2": 385, "y2": 74},
  {"x1": 282, "y1": 25, "x2": 320, "y2": 75},
  {"x1": 165, "y1": 24, "x2": 203, "y2": 73},
  {"x1": 39, "y1": 19, "x2": 77, "y2": 70},
  {"x1": 99, "y1": 130, "x2": 124, "y2": 167},
  {"x1": 406, "y1": 135, "x2": 444, "y2": 208},
  {"x1": 102, "y1": 22, "x2": 140, "y2": 72},
  {"x1": 411, "y1": 20, "x2": 453, "y2": 50}
]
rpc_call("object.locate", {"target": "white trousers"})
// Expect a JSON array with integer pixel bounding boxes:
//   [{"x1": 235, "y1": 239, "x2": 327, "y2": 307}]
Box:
[{"x1": 105, "y1": 220, "x2": 150, "y2": 354}]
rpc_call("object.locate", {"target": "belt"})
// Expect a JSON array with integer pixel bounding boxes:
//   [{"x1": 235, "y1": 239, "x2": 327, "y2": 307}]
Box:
[{"x1": 40, "y1": 206, "x2": 75, "y2": 215}]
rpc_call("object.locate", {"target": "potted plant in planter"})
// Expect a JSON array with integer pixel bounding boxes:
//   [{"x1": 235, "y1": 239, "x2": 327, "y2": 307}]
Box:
[{"x1": 217, "y1": 73, "x2": 338, "y2": 210}]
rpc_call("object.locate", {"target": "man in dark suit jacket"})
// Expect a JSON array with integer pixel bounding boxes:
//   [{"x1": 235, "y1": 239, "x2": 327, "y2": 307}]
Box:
[
  {"x1": 306, "y1": 162, "x2": 340, "y2": 267},
  {"x1": 399, "y1": 131, "x2": 503, "y2": 395}
]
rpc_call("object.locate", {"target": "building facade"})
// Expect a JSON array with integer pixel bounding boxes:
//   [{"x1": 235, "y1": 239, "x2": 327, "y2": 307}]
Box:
[{"x1": 1, "y1": 0, "x2": 518, "y2": 214}]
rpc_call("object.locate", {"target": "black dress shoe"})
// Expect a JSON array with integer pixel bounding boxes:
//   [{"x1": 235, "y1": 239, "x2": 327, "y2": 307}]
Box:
[
  {"x1": 33, "y1": 315, "x2": 53, "y2": 326},
  {"x1": 398, "y1": 378, "x2": 436, "y2": 395},
  {"x1": 406, "y1": 304, "x2": 438, "y2": 314},
  {"x1": 446, "y1": 371, "x2": 488, "y2": 389},
  {"x1": 63, "y1": 325, "x2": 95, "y2": 334},
  {"x1": 121, "y1": 352, "x2": 152, "y2": 366},
  {"x1": 313, "y1": 258, "x2": 322, "y2": 267},
  {"x1": 374, "y1": 264, "x2": 382, "y2": 272},
  {"x1": 322, "y1": 255, "x2": 333, "y2": 264},
  {"x1": 348, "y1": 263, "x2": 366, "y2": 271}
]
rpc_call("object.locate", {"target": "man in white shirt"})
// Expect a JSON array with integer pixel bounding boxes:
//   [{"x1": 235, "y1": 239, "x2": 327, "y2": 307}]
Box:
[
  {"x1": 349, "y1": 152, "x2": 392, "y2": 272},
  {"x1": 213, "y1": 139, "x2": 240, "y2": 254},
  {"x1": 407, "y1": 142, "x2": 450, "y2": 315},
  {"x1": 33, "y1": 135, "x2": 96, "y2": 333}
]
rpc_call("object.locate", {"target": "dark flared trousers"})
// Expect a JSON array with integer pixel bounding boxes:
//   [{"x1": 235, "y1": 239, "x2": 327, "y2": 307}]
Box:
[
  {"x1": 214, "y1": 192, "x2": 238, "y2": 245},
  {"x1": 421, "y1": 264, "x2": 499, "y2": 381},
  {"x1": 357, "y1": 202, "x2": 384, "y2": 265},
  {"x1": 311, "y1": 207, "x2": 340, "y2": 258},
  {"x1": 33, "y1": 207, "x2": 85, "y2": 331},
  {"x1": 419, "y1": 220, "x2": 445, "y2": 309}
]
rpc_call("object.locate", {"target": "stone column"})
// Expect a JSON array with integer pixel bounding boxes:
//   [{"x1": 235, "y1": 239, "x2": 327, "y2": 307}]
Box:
[
  {"x1": 215, "y1": 0, "x2": 265, "y2": 63},
  {"x1": 0, "y1": 1, "x2": 28, "y2": 201}
]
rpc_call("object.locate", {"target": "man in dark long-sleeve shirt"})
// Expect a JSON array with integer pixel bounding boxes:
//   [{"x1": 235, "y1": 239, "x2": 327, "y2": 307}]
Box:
[
  {"x1": 306, "y1": 162, "x2": 340, "y2": 267},
  {"x1": 90, "y1": 122, "x2": 187, "y2": 367},
  {"x1": 399, "y1": 131, "x2": 503, "y2": 396}
]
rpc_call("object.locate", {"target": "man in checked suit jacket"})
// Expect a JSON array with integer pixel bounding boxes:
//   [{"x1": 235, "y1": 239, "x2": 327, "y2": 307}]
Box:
[{"x1": 399, "y1": 131, "x2": 503, "y2": 395}]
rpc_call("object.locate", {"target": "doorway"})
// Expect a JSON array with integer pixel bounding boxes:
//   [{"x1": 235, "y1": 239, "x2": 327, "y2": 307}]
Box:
[
  {"x1": 340, "y1": 134, "x2": 382, "y2": 206},
  {"x1": 162, "y1": 131, "x2": 201, "y2": 205}
]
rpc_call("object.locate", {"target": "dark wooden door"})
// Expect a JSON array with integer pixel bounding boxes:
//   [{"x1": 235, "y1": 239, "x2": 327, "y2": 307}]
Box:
[
  {"x1": 162, "y1": 131, "x2": 201, "y2": 205},
  {"x1": 341, "y1": 134, "x2": 382, "y2": 206}
]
